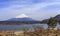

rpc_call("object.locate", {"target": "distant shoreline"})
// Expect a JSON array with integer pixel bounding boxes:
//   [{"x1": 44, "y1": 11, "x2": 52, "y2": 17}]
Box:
[{"x1": 0, "y1": 21, "x2": 41, "y2": 25}]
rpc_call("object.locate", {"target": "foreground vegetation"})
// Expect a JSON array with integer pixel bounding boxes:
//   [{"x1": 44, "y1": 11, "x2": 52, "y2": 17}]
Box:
[
  {"x1": 22, "y1": 26, "x2": 60, "y2": 36},
  {"x1": 23, "y1": 26, "x2": 60, "y2": 36},
  {"x1": 0, "y1": 26, "x2": 60, "y2": 36}
]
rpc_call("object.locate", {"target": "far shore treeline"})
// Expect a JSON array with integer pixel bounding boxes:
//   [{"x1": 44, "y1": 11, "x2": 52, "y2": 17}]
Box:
[
  {"x1": 0, "y1": 14, "x2": 60, "y2": 24},
  {"x1": 0, "y1": 21, "x2": 40, "y2": 24}
]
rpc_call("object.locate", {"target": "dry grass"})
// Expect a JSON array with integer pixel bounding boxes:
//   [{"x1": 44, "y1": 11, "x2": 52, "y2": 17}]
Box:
[
  {"x1": 0, "y1": 26, "x2": 60, "y2": 36},
  {"x1": 23, "y1": 26, "x2": 60, "y2": 36}
]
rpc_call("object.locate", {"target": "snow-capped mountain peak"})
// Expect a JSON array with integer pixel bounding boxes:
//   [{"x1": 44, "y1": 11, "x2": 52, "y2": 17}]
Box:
[
  {"x1": 6, "y1": 14, "x2": 40, "y2": 22},
  {"x1": 16, "y1": 14, "x2": 28, "y2": 18}
]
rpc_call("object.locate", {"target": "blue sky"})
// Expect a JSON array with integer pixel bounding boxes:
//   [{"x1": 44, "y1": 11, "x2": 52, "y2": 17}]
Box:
[{"x1": 0, "y1": 0, "x2": 60, "y2": 21}]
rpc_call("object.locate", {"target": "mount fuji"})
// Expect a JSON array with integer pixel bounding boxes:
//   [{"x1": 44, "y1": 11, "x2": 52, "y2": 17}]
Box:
[{"x1": 6, "y1": 14, "x2": 39, "y2": 22}]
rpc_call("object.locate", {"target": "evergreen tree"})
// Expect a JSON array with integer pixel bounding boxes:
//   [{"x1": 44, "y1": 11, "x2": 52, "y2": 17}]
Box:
[{"x1": 47, "y1": 17, "x2": 57, "y2": 28}]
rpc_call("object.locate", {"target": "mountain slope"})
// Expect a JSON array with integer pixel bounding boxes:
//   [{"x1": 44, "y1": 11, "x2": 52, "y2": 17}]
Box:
[
  {"x1": 54, "y1": 14, "x2": 60, "y2": 23},
  {"x1": 6, "y1": 14, "x2": 39, "y2": 22},
  {"x1": 7, "y1": 17, "x2": 38, "y2": 22},
  {"x1": 41, "y1": 14, "x2": 60, "y2": 23}
]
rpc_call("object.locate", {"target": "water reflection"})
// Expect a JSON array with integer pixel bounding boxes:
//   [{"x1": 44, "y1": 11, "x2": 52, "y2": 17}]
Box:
[{"x1": 0, "y1": 24, "x2": 60, "y2": 30}]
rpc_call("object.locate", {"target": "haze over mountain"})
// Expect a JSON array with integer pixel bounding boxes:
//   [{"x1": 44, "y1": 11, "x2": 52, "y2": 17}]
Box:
[
  {"x1": 41, "y1": 14, "x2": 60, "y2": 24},
  {"x1": 6, "y1": 14, "x2": 39, "y2": 22},
  {"x1": 54, "y1": 14, "x2": 60, "y2": 23}
]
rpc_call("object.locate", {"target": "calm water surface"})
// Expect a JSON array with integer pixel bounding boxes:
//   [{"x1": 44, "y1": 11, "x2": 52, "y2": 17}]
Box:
[{"x1": 0, "y1": 24, "x2": 60, "y2": 30}]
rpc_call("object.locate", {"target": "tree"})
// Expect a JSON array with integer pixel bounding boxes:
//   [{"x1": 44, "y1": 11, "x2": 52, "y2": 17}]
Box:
[{"x1": 47, "y1": 17, "x2": 57, "y2": 28}]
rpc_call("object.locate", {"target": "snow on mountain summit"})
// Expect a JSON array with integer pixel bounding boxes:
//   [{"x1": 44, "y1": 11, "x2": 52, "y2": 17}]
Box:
[
  {"x1": 6, "y1": 14, "x2": 40, "y2": 22},
  {"x1": 16, "y1": 14, "x2": 28, "y2": 18}
]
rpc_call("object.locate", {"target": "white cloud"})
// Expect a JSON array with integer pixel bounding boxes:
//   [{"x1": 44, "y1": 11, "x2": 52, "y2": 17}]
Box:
[{"x1": 0, "y1": 2, "x2": 60, "y2": 20}]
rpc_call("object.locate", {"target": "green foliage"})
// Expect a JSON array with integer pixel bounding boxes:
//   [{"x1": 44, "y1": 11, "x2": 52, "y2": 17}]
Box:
[{"x1": 47, "y1": 17, "x2": 57, "y2": 28}]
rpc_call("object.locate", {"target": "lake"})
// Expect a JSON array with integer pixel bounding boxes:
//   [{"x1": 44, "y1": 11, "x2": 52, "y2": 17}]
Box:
[{"x1": 0, "y1": 24, "x2": 60, "y2": 30}]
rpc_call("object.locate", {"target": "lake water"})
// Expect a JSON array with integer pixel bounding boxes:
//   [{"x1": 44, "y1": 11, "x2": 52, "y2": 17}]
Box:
[{"x1": 0, "y1": 24, "x2": 60, "y2": 30}]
